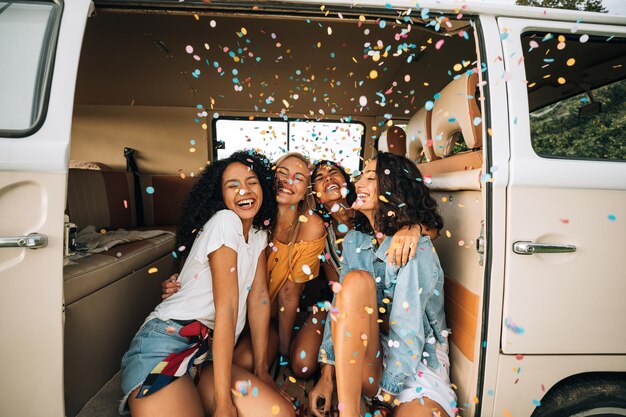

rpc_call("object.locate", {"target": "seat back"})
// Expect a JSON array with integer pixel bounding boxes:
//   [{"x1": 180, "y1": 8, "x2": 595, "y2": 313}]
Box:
[{"x1": 430, "y1": 72, "x2": 482, "y2": 158}]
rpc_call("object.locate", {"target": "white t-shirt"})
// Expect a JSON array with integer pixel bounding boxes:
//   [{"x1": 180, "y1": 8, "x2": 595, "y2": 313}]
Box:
[{"x1": 147, "y1": 210, "x2": 268, "y2": 342}]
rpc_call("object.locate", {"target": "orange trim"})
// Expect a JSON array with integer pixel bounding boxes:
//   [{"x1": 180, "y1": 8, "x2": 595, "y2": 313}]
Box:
[{"x1": 444, "y1": 277, "x2": 479, "y2": 362}]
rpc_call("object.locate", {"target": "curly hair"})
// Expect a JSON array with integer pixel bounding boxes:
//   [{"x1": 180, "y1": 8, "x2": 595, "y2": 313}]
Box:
[
  {"x1": 354, "y1": 151, "x2": 443, "y2": 236},
  {"x1": 311, "y1": 160, "x2": 356, "y2": 222},
  {"x1": 175, "y1": 150, "x2": 277, "y2": 261}
]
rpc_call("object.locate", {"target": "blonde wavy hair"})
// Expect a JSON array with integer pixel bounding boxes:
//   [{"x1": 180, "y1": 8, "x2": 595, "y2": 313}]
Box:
[{"x1": 274, "y1": 152, "x2": 318, "y2": 277}]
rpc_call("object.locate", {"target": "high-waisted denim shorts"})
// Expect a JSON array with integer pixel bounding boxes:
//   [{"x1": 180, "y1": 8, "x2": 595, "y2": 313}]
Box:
[{"x1": 119, "y1": 318, "x2": 212, "y2": 413}]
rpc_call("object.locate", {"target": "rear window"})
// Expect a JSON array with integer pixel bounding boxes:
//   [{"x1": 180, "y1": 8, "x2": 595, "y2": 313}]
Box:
[
  {"x1": 214, "y1": 118, "x2": 364, "y2": 171},
  {"x1": 0, "y1": 1, "x2": 60, "y2": 136}
]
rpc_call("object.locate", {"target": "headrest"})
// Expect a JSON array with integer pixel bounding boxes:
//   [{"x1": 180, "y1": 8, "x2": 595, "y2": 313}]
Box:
[
  {"x1": 377, "y1": 130, "x2": 389, "y2": 152},
  {"x1": 430, "y1": 72, "x2": 482, "y2": 158},
  {"x1": 406, "y1": 107, "x2": 435, "y2": 162}
]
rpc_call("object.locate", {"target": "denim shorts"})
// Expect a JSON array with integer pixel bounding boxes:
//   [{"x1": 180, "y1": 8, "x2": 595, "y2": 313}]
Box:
[{"x1": 119, "y1": 318, "x2": 212, "y2": 413}]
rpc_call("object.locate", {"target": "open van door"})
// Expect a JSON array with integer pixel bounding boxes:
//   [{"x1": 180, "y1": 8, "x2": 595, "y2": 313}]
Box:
[{"x1": 0, "y1": 1, "x2": 92, "y2": 416}]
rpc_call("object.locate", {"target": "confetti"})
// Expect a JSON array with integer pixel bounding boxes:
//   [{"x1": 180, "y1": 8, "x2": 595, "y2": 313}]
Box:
[
  {"x1": 608, "y1": 214, "x2": 617, "y2": 221},
  {"x1": 146, "y1": 186, "x2": 155, "y2": 194},
  {"x1": 148, "y1": 267, "x2": 158, "y2": 274},
  {"x1": 271, "y1": 405, "x2": 281, "y2": 415}
]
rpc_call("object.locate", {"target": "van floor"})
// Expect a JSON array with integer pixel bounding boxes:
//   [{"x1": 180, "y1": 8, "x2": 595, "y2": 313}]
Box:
[{"x1": 76, "y1": 364, "x2": 339, "y2": 417}]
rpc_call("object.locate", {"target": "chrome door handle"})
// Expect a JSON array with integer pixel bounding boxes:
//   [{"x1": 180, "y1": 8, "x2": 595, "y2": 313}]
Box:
[
  {"x1": 513, "y1": 241, "x2": 576, "y2": 255},
  {"x1": 0, "y1": 233, "x2": 48, "y2": 249}
]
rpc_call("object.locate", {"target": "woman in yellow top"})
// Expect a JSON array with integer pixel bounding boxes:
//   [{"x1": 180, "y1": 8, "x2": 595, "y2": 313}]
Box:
[{"x1": 266, "y1": 152, "x2": 326, "y2": 357}]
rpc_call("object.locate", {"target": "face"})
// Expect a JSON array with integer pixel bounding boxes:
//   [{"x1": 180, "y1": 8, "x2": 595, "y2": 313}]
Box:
[
  {"x1": 275, "y1": 156, "x2": 310, "y2": 206},
  {"x1": 353, "y1": 159, "x2": 378, "y2": 214},
  {"x1": 313, "y1": 163, "x2": 349, "y2": 205},
  {"x1": 221, "y1": 162, "x2": 263, "y2": 224}
]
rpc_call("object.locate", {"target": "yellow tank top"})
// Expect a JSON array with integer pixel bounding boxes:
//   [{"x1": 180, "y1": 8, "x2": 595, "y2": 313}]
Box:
[{"x1": 267, "y1": 234, "x2": 326, "y2": 304}]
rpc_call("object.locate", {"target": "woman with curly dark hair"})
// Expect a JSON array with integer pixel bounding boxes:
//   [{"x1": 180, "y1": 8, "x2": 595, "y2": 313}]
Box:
[
  {"x1": 120, "y1": 151, "x2": 293, "y2": 417},
  {"x1": 309, "y1": 152, "x2": 455, "y2": 417},
  {"x1": 288, "y1": 159, "x2": 438, "y2": 379}
]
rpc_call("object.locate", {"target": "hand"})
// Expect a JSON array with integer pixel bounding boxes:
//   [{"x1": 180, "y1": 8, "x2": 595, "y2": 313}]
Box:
[
  {"x1": 309, "y1": 375, "x2": 334, "y2": 417},
  {"x1": 213, "y1": 401, "x2": 237, "y2": 417},
  {"x1": 388, "y1": 225, "x2": 422, "y2": 266},
  {"x1": 254, "y1": 368, "x2": 294, "y2": 404},
  {"x1": 161, "y1": 273, "x2": 181, "y2": 300}
]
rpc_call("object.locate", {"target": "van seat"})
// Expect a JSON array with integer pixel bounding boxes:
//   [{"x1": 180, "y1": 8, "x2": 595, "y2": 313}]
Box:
[{"x1": 64, "y1": 168, "x2": 186, "y2": 417}]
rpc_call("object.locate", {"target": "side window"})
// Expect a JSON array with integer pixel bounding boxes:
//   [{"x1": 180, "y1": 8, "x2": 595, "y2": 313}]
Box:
[
  {"x1": 522, "y1": 32, "x2": 626, "y2": 161},
  {"x1": 0, "y1": 1, "x2": 60, "y2": 136}
]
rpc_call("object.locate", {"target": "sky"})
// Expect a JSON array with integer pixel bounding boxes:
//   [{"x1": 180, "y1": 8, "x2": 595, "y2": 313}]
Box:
[{"x1": 469, "y1": 0, "x2": 626, "y2": 15}]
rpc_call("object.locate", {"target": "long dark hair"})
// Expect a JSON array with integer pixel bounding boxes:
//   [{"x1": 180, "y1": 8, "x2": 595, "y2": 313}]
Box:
[
  {"x1": 175, "y1": 150, "x2": 277, "y2": 260},
  {"x1": 311, "y1": 160, "x2": 356, "y2": 222},
  {"x1": 354, "y1": 151, "x2": 443, "y2": 236}
]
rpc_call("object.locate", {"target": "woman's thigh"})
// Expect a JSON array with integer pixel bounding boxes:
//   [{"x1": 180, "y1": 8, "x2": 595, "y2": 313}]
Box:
[
  {"x1": 233, "y1": 324, "x2": 279, "y2": 372},
  {"x1": 393, "y1": 397, "x2": 450, "y2": 417},
  {"x1": 128, "y1": 374, "x2": 204, "y2": 417},
  {"x1": 197, "y1": 362, "x2": 294, "y2": 417}
]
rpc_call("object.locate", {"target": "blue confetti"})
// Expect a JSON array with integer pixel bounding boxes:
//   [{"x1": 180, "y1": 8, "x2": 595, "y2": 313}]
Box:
[{"x1": 146, "y1": 186, "x2": 155, "y2": 194}]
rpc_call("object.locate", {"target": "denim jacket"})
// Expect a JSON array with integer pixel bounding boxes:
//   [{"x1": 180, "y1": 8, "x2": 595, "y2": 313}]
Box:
[{"x1": 317, "y1": 230, "x2": 448, "y2": 395}]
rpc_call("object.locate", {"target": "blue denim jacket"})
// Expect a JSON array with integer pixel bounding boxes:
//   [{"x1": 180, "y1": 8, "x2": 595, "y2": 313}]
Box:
[{"x1": 318, "y1": 230, "x2": 448, "y2": 395}]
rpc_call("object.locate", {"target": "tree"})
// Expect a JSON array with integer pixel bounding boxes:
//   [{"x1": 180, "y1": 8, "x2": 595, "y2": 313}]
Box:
[{"x1": 515, "y1": 0, "x2": 607, "y2": 12}]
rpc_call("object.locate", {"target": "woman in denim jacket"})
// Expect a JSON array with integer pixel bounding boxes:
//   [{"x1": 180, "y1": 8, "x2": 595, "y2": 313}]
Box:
[{"x1": 308, "y1": 152, "x2": 457, "y2": 417}]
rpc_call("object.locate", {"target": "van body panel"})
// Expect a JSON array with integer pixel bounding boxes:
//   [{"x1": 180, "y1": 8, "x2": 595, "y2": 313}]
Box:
[
  {"x1": 0, "y1": 1, "x2": 91, "y2": 416},
  {"x1": 499, "y1": 17, "x2": 626, "y2": 356}
]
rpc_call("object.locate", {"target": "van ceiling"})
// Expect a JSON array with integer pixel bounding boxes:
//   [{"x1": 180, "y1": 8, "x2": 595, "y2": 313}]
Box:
[{"x1": 75, "y1": 7, "x2": 475, "y2": 119}]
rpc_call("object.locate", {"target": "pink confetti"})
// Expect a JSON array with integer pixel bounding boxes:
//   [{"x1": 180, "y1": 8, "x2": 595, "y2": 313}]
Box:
[{"x1": 435, "y1": 39, "x2": 445, "y2": 50}]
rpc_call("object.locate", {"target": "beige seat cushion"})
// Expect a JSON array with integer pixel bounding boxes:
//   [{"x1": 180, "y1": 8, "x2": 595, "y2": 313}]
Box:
[{"x1": 64, "y1": 233, "x2": 175, "y2": 305}]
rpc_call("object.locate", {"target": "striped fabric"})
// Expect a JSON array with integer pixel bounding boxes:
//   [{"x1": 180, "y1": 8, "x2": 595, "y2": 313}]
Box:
[{"x1": 136, "y1": 321, "x2": 212, "y2": 398}]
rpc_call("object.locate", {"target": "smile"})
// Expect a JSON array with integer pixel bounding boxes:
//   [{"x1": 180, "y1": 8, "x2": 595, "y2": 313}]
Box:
[{"x1": 236, "y1": 198, "x2": 255, "y2": 208}]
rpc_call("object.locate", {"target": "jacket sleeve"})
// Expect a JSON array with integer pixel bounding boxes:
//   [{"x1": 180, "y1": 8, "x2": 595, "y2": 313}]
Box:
[{"x1": 379, "y1": 238, "x2": 437, "y2": 395}]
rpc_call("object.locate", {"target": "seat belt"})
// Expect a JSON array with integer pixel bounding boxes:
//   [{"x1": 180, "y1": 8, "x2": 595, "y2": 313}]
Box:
[{"x1": 124, "y1": 147, "x2": 144, "y2": 227}]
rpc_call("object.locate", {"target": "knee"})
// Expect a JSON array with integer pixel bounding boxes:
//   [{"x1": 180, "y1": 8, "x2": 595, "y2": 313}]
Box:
[
  {"x1": 277, "y1": 281, "x2": 301, "y2": 305},
  {"x1": 289, "y1": 350, "x2": 318, "y2": 379},
  {"x1": 339, "y1": 270, "x2": 375, "y2": 297}
]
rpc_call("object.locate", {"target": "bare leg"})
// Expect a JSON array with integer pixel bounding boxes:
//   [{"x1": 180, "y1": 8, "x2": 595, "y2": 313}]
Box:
[
  {"x1": 289, "y1": 310, "x2": 326, "y2": 379},
  {"x1": 233, "y1": 323, "x2": 279, "y2": 372},
  {"x1": 394, "y1": 397, "x2": 450, "y2": 417},
  {"x1": 277, "y1": 279, "x2": 304, "y2": 356},
  {"x1": 127, "y1": 374, "x2": 204, "y2": 417},
  {"x1": 197, "y1": 362, "x2": 295, "y2": 417},
  {"x1": 332, "y1": 270, "x2": 383, "y2": 417}
]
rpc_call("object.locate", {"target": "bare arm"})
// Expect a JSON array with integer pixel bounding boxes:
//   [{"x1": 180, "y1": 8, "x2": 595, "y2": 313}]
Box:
[
  {"x1": 208, "y1": 245, "x2": 239, "y2": 411},
  {"x1": 247, "y1": 252, "x2": 271, "y2": 374}
]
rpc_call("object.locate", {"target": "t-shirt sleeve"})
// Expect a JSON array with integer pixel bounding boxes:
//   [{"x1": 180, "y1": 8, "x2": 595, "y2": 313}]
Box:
[{"x1": 193, "y1": 210, "x2": 242, "y2": 263}]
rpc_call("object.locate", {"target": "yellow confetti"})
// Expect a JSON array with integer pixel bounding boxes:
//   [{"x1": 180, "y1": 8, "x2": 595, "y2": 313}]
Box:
[
  {"x1": 271, "y1": 405, "x2": 281, "y2": 415},
  {"x1": 100, "y1": 229, "x2": 107, "y2": 234},
  {"x1": 241, "y1": 27, "x2": 247, "y2": 35},
  {"x1": 567, "y1": 58, "x2": 576, "y2": 66},
  {"x1": 148, "y1": 267, "x2": 158, "y2": 274},
  {"x1": 378, "y1": 195, "x2": 389, "y2": 203},
  {"x1": 503, "y1": 409, "x2": 513, "y2": 417},
  {"x1": 298, "y1": 215, "x2": 308, "y2": 223},
  {"x1": 446, "y1": 230, "x2": 452, "y2": 238},
  {"x1": 369, "y1": 69, "x2": 378, "y2": 79},
  {"x1": 558, "y1": 77, "x2": 566, "y2": 84},
  {"x1": 288, "y1": 376, "x2": 296, "y2": 383},
  {"x1": 453, "y1": 63, "x2": 462, "y2": 71}
]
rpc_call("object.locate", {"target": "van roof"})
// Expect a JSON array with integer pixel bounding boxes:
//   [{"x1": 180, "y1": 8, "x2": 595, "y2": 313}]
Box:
[{"x1": 95, "y1": 0, "x2": 626, "y2": 25}]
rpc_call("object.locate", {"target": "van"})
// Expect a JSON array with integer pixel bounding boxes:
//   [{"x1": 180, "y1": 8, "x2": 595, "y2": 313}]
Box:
[{"x1": 1, "y1": 1, "x2": 624, "y2": 416}]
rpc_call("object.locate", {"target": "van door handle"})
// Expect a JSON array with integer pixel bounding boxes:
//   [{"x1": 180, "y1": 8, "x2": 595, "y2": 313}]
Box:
[
  {"x1": 0, "y1": 233, "x2": 48, "y2": 249},
  {"x1": 513, "y1": 241, "x2": 576, "y2": 255}
]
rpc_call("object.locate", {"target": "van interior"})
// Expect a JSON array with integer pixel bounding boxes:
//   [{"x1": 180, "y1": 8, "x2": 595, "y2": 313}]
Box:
[{"x1": 66, "y1": 3, "x2": 487, "y2": 416}]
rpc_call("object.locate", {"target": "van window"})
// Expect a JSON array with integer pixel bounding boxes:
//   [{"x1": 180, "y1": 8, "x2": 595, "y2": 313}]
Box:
[
  {"x1": 214, "y1": 118, "x2": 364, "y2": 171},
  {"x1": 522, "y1": 32, "x2": 626, "y2": 161},
  {"x1": 0, "y1": 1, "x2": 60, "y2": 136}
]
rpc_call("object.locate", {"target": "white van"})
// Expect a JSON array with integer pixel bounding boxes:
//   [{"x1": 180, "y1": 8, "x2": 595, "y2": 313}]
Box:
[{"x1": 1, "y1": 1, "x2": 624, "y2": 416}]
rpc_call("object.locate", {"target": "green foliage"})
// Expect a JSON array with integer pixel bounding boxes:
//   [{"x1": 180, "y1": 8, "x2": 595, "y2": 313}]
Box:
[
  {"x1": 530, "y1": 80, "x2": 626, "y2": 160},
  {"x1": 515, "y1": 0, "x2": 607, "y2": 12}
]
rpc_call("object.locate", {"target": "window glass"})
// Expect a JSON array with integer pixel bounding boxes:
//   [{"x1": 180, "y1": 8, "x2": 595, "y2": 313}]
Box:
[
  {"x1": 0, "y1": 1, "x2": 59, "y2": 134},
  {"x1": 522, "y1": 32, "x2": 626, "y2": 161},
  {"x1": 214, "y1": 118, "x2": 364, "y2": 172}
]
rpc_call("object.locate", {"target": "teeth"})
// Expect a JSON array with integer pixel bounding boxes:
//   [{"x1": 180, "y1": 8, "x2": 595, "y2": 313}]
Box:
[
  {"x1": 279, "y1": 188, "x2": 295, "y2": 195},
  {"x1": 357, "y1": 193, "x2": 368, "y2": 199},
  {"x1": 237, "y1": 199, "x2": 254, "y2": 207},
  {"x1": 326, "y1": 184, "x2": 339, "y2": 192}
]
